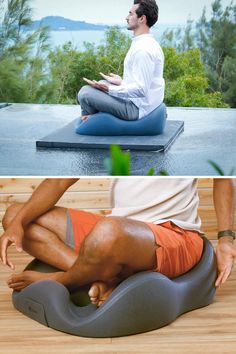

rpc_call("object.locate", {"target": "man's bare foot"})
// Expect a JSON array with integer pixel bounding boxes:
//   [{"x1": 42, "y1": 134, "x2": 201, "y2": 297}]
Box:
[
  {"x1": 81, "y1": 114, "x2": 91, "y2": 121},
  {"x1": 7, "y1": 270, "x2": 64, "y2": 291},
  {"x1": 88, "y1": 281, "x2": 116, "y2": 307}
]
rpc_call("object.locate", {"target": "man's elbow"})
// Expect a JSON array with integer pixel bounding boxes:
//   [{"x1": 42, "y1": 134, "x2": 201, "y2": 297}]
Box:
[{"x1": 136, "y1": 85, "x2": 147, "y2": 98}]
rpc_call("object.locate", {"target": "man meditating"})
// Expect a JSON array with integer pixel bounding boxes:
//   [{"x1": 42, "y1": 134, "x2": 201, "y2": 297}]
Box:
[
  {"x1": 0, "y1": 178, "x2": 235, "y2": 307},
  {"x1": 78, "y1": 0, "x2": 165, "y2": 122}
]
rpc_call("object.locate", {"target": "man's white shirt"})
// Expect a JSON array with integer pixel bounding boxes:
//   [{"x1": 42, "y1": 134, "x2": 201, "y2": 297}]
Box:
[{"x1": 108, "y1": 33, "x2": 165, "y2": 119}]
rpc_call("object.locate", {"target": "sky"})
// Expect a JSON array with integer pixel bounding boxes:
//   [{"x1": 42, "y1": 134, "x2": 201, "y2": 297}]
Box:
[{"x1": 33, "y1": 0, "x2": 234, "y2": 24}]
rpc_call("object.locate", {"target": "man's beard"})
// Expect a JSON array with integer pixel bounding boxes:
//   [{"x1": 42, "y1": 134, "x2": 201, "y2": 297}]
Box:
[{"x1": 127, "y1": 23, "x2": 137, "y2": 31}]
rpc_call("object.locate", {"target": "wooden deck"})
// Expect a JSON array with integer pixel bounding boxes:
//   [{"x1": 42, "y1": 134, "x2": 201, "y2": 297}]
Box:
[
  {"x1": 1, "y1": 178, "x2": 236, "y2": 352},
  {"x1": 0, "y1": 104, "x2": 236, "y2": 176},
  {"x1": 1, "y1": 242, "x2": 236, "y2": 354},
  {"x1": 1, "y1": 178, "x2": 235, "y2": 238}
]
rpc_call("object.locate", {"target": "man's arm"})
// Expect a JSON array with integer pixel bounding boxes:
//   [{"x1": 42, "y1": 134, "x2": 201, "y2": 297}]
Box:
[
  {"x1": 213, "y1": 178, "x2": 236, "y2": 287},
  {"x1": 0, "y1": 178, "x2": 79, "y2": 269},
  {"x1": 108, "y1": 50, "x2": 155, "y2": 99},
  {"x1": 84, "y1": 51, "x2": 156, "y2": 99}
]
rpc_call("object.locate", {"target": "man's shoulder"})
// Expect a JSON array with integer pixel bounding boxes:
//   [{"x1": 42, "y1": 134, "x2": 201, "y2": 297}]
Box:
[{"x1": 132, "y1": 38, "x2": 163, "y2": 58}]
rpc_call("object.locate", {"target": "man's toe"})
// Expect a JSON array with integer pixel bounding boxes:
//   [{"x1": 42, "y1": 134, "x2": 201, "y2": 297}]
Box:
[{"x1": 88, "y1": 283, "x2": 100, "y2": 303}]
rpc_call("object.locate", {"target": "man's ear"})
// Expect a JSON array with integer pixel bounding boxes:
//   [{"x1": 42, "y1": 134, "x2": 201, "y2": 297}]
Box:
[{"x1": 140, "y1": 14, "x2": 147, "y2": 25}]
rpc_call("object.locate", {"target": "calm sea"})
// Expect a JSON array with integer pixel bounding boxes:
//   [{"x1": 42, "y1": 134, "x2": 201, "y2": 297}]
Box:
[{"x1": 48, "y1": 24, "x2": 183, "y2": 50}]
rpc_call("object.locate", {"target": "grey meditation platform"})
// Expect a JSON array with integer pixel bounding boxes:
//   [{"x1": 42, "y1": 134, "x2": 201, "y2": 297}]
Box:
[
  {"x1": 0, "y1": 103, "x2": 10, "y2": 109},
  {"x1": 36, "y1": 119, "x2": 184, "y2": 151},
  {"x1": 1, "y1": 104, "x2": 236, "y2": 175}
]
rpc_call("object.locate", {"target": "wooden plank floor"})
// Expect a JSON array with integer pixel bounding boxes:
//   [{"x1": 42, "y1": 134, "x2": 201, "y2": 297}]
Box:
[{"x1": 1, "y1": 241, "x2": 236, "y2": 354}]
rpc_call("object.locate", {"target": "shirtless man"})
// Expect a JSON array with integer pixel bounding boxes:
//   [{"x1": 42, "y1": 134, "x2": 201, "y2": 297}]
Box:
[
  {"x1": 0, "y1": 178, "x2": 235, "y2": 307},
  {"x1": 78, "y1": 0, "x2": 165, "y2": 122}
]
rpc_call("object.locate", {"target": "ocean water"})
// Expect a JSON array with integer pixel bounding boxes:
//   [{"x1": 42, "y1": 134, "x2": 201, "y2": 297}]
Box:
[{"x1": 48, "y1": 24, "x2": 183, "y2": 50}]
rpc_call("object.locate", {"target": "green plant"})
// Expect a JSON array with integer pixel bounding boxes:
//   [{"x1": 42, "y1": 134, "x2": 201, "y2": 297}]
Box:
[
  {"x1": 0, "y1": 0, "x2": 51, "y2": 103},
  {"x1": 208, "y1": 160, "x2": 235, "y2": 175},
  {"x1": 161, "y1": 0, "x2": 236, "y2": 107},
  {"x1": 104, "y1": 145, "x2": 169, "y2": 176},
  {"x1": 104, "y1": 145, "x2": 131, "y2": 176}
]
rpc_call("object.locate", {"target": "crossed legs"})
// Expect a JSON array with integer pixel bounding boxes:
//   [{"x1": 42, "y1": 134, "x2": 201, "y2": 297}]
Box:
[
  {"x1": 2, "y1": 204, "x2": 157, "y2": 306},
  {"x1": 77, "y1": 85, "x2": 139, "y2": 121}
]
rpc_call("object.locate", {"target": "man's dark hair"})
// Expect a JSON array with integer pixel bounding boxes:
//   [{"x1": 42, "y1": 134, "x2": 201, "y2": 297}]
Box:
[{"x1": 133, "y1": 0, "x2": 159, "y2": 28}]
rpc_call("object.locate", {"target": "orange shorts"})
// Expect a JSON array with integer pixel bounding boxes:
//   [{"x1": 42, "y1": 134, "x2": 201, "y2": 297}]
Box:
[
  {"x1": 146, "y1": 221, "x2": 203, "y2": 278},
  {"x1": 68, "y1": 209, "x2": 204, "y2": 279}
]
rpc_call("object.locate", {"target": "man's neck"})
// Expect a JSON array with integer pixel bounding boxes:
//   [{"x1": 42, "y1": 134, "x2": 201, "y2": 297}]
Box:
[{"x1": 133, "y1": 27, "x2": 150, "y2": 37}]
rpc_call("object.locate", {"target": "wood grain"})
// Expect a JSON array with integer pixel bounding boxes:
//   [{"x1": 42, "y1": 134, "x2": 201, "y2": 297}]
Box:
[
  {"x1": 0, "y1": 178, "x2": 110, "y2": 193},
  {"x1": 0, "y1": 191, "x2": 110, "y2": 211}
]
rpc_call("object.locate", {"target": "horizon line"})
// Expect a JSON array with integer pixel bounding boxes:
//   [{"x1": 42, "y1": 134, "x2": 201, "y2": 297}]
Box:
[{"x1": 32, "y1": 15, "x2": 187, "y2": 26}]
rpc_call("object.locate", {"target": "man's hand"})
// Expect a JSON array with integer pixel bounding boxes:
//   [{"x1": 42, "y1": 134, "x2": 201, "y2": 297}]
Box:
[
  {"x1": 0, "y1": 223, "x2": 24, "y2": 269},
  {"x1": 99, "y1": 72, "x2": 122, "y2": 85},
  {"x1": 83, "y1": 78, "x2": 108, "y2": 92},
  {"x1": 215, "y1": 238, "x2": 236, "y2": 287}
]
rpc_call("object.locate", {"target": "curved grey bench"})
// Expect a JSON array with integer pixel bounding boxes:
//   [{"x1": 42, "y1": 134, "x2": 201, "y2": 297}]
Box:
[{"x1": 12, "y1": 237, "x2": 216, "y2": 337}]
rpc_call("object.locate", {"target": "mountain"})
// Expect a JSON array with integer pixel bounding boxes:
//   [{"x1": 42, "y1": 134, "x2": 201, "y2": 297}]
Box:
[{"x1": 24, "y1": 16, "x2": 109, "y2": 31}]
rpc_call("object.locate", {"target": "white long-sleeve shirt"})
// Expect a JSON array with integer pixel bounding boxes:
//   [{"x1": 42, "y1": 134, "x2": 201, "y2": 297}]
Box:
[{"x1": 108, "y1": 34, "x2": 165, "y2": 119}]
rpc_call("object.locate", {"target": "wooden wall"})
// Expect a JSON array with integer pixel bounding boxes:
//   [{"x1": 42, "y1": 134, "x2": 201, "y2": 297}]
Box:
[{"x1": 0, "y1": 178, "x2": 235, "y2": 239}]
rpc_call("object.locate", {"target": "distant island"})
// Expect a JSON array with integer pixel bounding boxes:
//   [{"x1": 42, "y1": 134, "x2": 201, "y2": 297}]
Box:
[{"x1": 24, "y1": 16, "x2": 109, "y2": 31}]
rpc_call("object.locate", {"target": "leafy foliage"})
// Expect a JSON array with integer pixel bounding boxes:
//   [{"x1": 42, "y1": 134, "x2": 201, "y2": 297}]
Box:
[
  {"x1": 163, "y1": 47, "x2": 228, "y2": 107},
  {"x1": 0, "y1": 0, "x2": 50, "y2": 103},
  {"x1": 161, "y1": 0, "x2": 236, "y2": 107},
  {"x1": 45, "y1": 26, "x2": 131, "y2": 103},
  {"x1": 104, "y1": 145, "x2": 131, "y2": 176}
]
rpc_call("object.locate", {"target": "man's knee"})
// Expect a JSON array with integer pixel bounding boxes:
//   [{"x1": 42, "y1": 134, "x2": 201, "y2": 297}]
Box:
[
  {"x1": 82, "y1": 217, "x2": 123, "y2": 259},
  {"x1": 77, "y1": 85, "x2": 92, "y2": 105},
  {"x1": 81, "y1": 217, "x2": 124, "y2": 279},
  {"x1": 2, "y1": 203, "x2": 24, "y2": 230}
]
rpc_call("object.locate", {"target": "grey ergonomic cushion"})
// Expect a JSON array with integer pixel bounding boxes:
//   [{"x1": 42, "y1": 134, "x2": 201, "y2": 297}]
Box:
[
  {"x1": 75, "y1": 103, "x2": 167, "y2": 136},
  {"x1": 12, "y1": 237, "x2": 216, "y2": 338}
]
